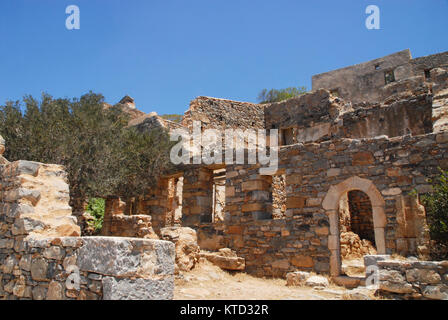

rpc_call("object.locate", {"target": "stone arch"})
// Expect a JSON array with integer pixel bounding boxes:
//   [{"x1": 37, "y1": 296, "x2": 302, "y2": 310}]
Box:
[{"x1": 322, "y1": 176, "x2": 386, "y2": 276}]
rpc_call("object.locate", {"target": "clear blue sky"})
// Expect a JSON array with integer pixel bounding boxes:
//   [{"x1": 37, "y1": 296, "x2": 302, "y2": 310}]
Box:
[{"x1": 1, "y1": 0, "x2": 447, "y2": 115}]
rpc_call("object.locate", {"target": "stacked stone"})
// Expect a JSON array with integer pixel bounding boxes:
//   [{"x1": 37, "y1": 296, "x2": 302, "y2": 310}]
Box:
[
  {"x1": 182, "y1": 96, "x2": 265, "y2": 131},
  {"x1": 0, "y1": 160, "x2": 81, "y2": 241},
  {"x1": 101, "y1": 197, "x2": 158, "y2": 239},
  {"x1": 105, "y1": 215, "x2": 157, "y2": 239},
  {"x1": 225, "y1": 164, "x2": 272, "y2": 224},
  {"x1": 222, "y1": 162, "x2": 330, "y2": 277},
  {"x1": 272, "y1": 174, "x2": 286, "y2": 219},
  {"x1": 0, "y1": 236, "x2": 175, "y2": 300},
  {"x1": 283, "y1": 132, "x2": 448, "y2": 251},
  {"x1": 341, "y1": 89, "x2": 432, "y2": 139},
  {"x1": 1, "y1": 144, "x2": 175, "y2": 300},
  {"x1": 377, "y1": 259, "x2": 448, "y2": 300},
  {"x1": 181, "y1": 168, "x2": 214, "y2": 227},
  {"x1": 215, "y1": 129, "x2": 448, "y2": 277},
  {"x1": 139, "y1": 178, "x2": 172, "y2": 235}
]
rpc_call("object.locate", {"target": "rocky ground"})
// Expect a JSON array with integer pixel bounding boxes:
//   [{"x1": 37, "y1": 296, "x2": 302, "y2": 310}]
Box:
[{"x1": 174, "y1": 260, "x2": 378, "y2": 300}]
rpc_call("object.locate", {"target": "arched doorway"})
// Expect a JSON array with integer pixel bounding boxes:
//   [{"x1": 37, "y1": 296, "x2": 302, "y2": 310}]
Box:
[{"x1": 322, "y1": 176, "x2": 386, "y2": 276}]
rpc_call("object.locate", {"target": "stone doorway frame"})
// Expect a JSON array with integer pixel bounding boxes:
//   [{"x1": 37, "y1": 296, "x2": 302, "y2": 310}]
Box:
[{"x1": 322, "y1": 176, "x2": 387, "y2": 276}]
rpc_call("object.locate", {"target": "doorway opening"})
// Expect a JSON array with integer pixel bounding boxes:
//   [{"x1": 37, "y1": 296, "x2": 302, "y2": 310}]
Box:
[{"x1": 339, "y1": 190, "x2": 377, "y2": 276}]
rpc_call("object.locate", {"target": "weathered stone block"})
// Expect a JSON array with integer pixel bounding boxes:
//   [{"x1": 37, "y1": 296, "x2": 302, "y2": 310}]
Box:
[
  {"x1": 43, "y1": 246, "x2": 65, "y2": 260},
  {"x1": 242, "y1": 203, "x2": 265, "y2": 212},
  {"x1": 291, "y1": 255, "x2": 314, "y2": 268},
  {"x1": 327, "y1": 168, "x2": 341, "y2": 177},
  {"x1": 271, "y1": 259, "x2": 290, "y2": 270},
  {"x1": 242, "y1": 180, "x2": 269, "y2": 191},
  {"x1": 286, "y1": 174, "x2": 302, "y2": 185},
  {"x1": 352, "y1": 152, "x2": 374, "y2": 166},
  {"x1": 30, "y1": 257, "x2": 49, "y2": 281},
  {"x1": 406, "y1": 269, "x2": 441, "y2": 284},
  {"x1": 422, "y1": 285, "x2": 448, "y2": 300},
  {"x1": 77, "y1": 237, "x2": 175, "y2": 278},
  {"x1": 102, "y1": 277, "x2": 174, "y2": 300},
  {"x1": 305, "y1": 275, "x2": 329, "y2": 288},
  {"x1": 17, "y1": 161, "x2": 41, "y2": 176},
  {"x1": 286, "y1": 197, "x2": 306, "y2": 209},
  {"x1": 46, "y1": 281, "x2": 64, "y2": 300},
  {"x1": 286, "y1": 271, "x2": 310, "y2": 286}
]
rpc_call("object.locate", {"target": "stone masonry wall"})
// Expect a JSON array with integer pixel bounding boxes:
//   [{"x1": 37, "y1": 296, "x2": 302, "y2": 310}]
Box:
[
  {"x1": 377, "y1": 259, "x2": 448, "y2": 300},
  {"x1": 0, "y1": 160, "x2": 81, "y2": 239},
  {"x1": 340, "y1": 90, "x2": 433, "y2": 139},
  {"x1": 182, "y1": 96, "x2": 265, "y2": 131},
  {"x1": 276, "y1": 132, "x2": 447, "y2": 257},
  {"x1": 312, "y1": 49, "x2": 412, "y2": 104},
  {"x1": 0, "y1": 236, "x2": 174, "y2": 300},
  {"x1": 101, "y1": 197, "x2": 159, "y2": 239},
  {"x1": 312, "y1": 50, "x2": 448, "y2": 104},
  {"x1": 223, "y1": 164, "x2": 331, "y2": 277},
  {"x1": 0, "y1": 138, "x2": 175, "y2": 300},
  {"x1": 217, "y1": 131, "x2": 448, "y2": 277}
]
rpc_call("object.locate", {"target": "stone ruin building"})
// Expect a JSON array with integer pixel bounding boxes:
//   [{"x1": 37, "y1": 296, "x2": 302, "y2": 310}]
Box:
[{"x1": 2, "y1": 49, "x2": 448, "y2": 299}]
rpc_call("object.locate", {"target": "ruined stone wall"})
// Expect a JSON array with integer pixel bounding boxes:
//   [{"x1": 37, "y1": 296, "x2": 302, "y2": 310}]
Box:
[
  {"x1": 182, "y1": 96, "x2": 265, "y2": 131},
  {"x1": 276, "y1": 132, "x2": 447, "y2": 257},
  {"x1": 0, "y1": 160, "x2": 81, "y2": 239},
  {"x1": 263, "y1": 77, "x2": 443, "y2": 145},
  {"x1": 410, "y1": 51, "x2": 448, "y2": 76},
  {"x1": 0, "y1": 138, "x2": 175, "y2": 300},
  {"x1": 264, "y1": 89, "x2": 348, "y2": 144},
  {"x1": 340, "y1": 90, "x2": 433, "y2": 139},
  {"x1": 0, "y1": 236, "x2": 174, "y2": 300},
  {"x1": 377, "y1": 259, "x2": 448, "y2": 300},
  {"x1": 223, "y1": 163, "x2": 330, "y2": 277},
  {"x1": 311, "y1": 50, "x2": 448, "y2": 104},
  {"x1": 216, "y1": 131, "x2": 448, "y2": 277},
  {"x1": 135, "y1": 178, "x2": 172, "y2": 236},
  {"x1": 101, "y1": 197, "x2": 158, "y2": 239},
  {"x1": 182, "y1": 167, "x2": 214, "y2": 227},
  {"x1": 312, "y1": 49, "x2": 412, "y2": 104}
]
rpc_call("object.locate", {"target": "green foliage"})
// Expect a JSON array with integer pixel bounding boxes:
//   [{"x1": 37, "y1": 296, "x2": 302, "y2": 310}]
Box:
[
  {"x1": 421, "y1": 169, "x2": 448, "y2": 244},
  {"x1": 160, "y1": 114, "x2": 183, "y2": 123},
  {"x1": 257, "y1": 86, "x2": 307, "y2": 104},
  {"x1": 0, "y1": 92, "x2": 174, "y2": 202},
  {"x1": 86, "y1": 198, "x2": 105, "y2": 232}
]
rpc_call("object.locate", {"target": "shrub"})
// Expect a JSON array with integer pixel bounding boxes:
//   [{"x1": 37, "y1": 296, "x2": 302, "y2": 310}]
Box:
[
  {"x1": 420, "y1": 169, "x2": 448, "y2": 259},
  {"x1": 0, "y1": 92, "x2": 174, "y2": 203},
  {"x1": 86, "y1": 198, "x2": 106, "y2": 233}
]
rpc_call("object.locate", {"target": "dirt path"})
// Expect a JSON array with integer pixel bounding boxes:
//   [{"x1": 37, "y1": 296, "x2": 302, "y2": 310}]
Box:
[{"x1": 174, "y1": 261, "x2": 375, "y2": 300}]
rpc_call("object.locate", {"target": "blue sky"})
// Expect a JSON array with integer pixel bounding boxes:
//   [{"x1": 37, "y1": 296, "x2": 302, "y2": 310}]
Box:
[{"x1": 0, "y1": 0, "x2": 447, "y2": 115}]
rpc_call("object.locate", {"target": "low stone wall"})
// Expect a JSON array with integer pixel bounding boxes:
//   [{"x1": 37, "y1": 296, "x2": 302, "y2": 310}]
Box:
[
  {"x1": 224, "y1": 217, "x2": 330, "y2": 277},
  {"x1": 102, "y1": 213, "x2": 158, "y2": 239},
  {"x1": 0, "y1": 160, "x2": 81, "y2": 239},
  {"x1": 0, "y1": 146, "x2": 175, "y2": 300},
  {"x1": 218, "y1": 131, "x2": 448, "y2": 277},
  {"x1": 0, "y1": 236, "x2": 174, "y2": 300},
  {"x1": 378, "y1": 259, "x2": 448, "y2": 300}
]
